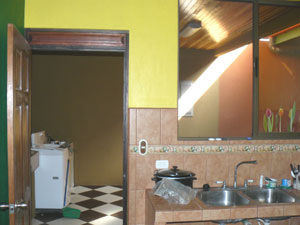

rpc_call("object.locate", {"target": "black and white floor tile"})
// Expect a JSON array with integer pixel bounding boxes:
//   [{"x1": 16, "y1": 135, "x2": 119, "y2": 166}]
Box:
[{"x1": 32, "y1": 186, "x2": 123, "y2": 225}]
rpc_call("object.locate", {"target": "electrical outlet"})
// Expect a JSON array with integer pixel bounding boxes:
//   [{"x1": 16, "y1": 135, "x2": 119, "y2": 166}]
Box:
[{"x1": 156, "y1": 160, "x2": 169, "y2": 169}]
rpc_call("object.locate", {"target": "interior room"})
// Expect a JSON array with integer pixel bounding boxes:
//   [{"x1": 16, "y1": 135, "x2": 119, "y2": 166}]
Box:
[
  {"x1": 1, "y1": 1, "x2": 300, "y2": 225},
  {"x1": 31, "y1": 52, "x2": 124, "y2": 224},
  {"x1": 32, "y1": 52, "x2": 124, "y2": 186}
]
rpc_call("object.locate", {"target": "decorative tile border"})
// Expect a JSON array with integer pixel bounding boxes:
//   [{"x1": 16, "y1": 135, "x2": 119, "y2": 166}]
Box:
[{"x1": 129, "y1": 144, "x2": 300, "y2": 154}]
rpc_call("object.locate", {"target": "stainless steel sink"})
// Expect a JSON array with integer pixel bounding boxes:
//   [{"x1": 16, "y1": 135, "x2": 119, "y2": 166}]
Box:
[
  {"x1": 198, "y1": 190, "x2": 250, "y2": 206},
  {"x1": 241, "y1": 188, "x2": 298, "y2": 204}
]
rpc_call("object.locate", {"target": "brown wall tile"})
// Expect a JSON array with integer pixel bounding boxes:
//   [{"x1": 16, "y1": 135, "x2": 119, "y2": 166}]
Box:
[
  {"x1": 161, "y1": 109, "x2": 178, "y2": 145},
  {"x1": 206, "y1": 154, "x2": 229, "y2": 187},
  {"x1": 250, "y1": 153, "x2": 272, "y2": 185},
  {"x1": 136, "y1": 190, "x2": 146, "y2": 224},
  {"x1": 145, "y1": 194, "x2": 155, "y2": 225},
  {"x1": 137, "y1": 109, "x2": 161, "y2": 145},
  {"x1": 171, "y1": 199, "x2": 201, "y2": 211},
  {"x1": 202, "y1": 209, "x2": 230, "y2": 220},
  {"x1": 290, "y1": 216, "x2": 300, "y2": 225},
  {"x1": 173, "y1": 210, "x2": 202, "y2": 222},
  {"x1": 291, "y1": 152, "x2": 300, "y2": 168},
  {"x1": 136, "y1": 154, "x2": 160, "y2": 190},
  {"x1": 128, "y1": 108, "x2": 300, "y2": 225},
  {"x1": 129, "y1": 108, "x2": 137, "y2": 145},
  {"x1": 284, "y1": 204, "x2": 300, "y2": 216},
  {"x1": 271, "y1": 152, "x2": 292, "y2": 181},
  {"x1": 227, "y1": 153, "x2": 253, "y2": 187},
  {"x1": 151, "y1": 196, "x2": 173, "y2": 212},
  {"x1": 155, "y1": 211, "x2": 174, "y2": 223},
  {"x1": 247, "y1": 219, "x2": 290, "y2": 225},
  {"x1": 129, "y1": 153, "x2": 136, "y2": 190},
  {"x1": 184, "y1": 154, "x2": 208, "y2": 188},
  {"x1": 269, "y1": 219, "x2": 290, "y2": 225},
  {"x1": 160, "y1": 154, "x2": 184, "y2": 170},
  {"x1": 128, "y1": 190, "x2": 136, "y2": 225},
  {"x1": 167, "y1": 223, "x2": 203, "y2": 225},
  {"x1": 258, "y1": 206, "x2": 283, "y2": 217},
  {"x1": 230, "y1": 207, "x2": 257, "y2": 219}
]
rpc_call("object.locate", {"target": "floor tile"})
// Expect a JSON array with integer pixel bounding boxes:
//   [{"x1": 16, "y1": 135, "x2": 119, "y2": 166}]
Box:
[
  {"x1": 84, "y1": 186, "x2": 103, "y2": 190},
  {"x1": 111, "y1": 211, "x2": 123, "y2": 219},
  {"x1": 34, "y1": 186, "x2": 124, "y2": 225},
  {"x1": 35, "y1": 211, "x2": 63, "y2": 223},
  {"x1": 95, "y1": 186, "x2": 122, "y2": 194},
  {"x1": 71, "y1": 194, "x2": 90, "y2": 204},
  {"x1": 94, "y1": 194, "x2": 122, "y2": 203},
  {"x1": 79, "y1": 210, "x2": 106, "y2": 222},
  {"x1": 68, "y1": 203, "x2": 89, "y2": 212},
  {"x1": 112, "y1": 190, "x2": 123, "y2": 197},
  {"x1": 47, "y1": 218, "x2": 86, "y2": 225},
  {"x1": 32, "y1": 218, "x2": 47, "y2": 225},
  {"x1": 92, "y1": 204, "x2": 122, "y2": 215},
  {"x1": 76, "y1": 199, "x2": 106, "y2": 209},
  {"x1": 89, "y1": 216, "x2": 122, "y2": 225},
  {"x1": 80, "y1": 190, "x2": 105, "y2": 198},
  {"x1": 111, "y1": 199, "x2": 123, "y2": 207},
  {"x1": 71, "y1": 186, "x2": 92, "y2": 194}
]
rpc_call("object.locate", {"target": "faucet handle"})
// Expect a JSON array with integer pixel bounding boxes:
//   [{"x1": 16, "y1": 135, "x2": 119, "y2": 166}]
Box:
[
  {"x1": 244, "y1": 179, "x2": 254, "y2": 188},
  {"x1": 216, "y1": 180, "x2": 226, "y2": 188}
]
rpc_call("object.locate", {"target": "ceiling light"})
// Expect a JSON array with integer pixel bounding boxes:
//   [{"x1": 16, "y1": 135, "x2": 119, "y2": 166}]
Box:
[
  {"x1": 259, "y1": 38, "x2": 270, "y2": 42},
  {"x1": 180, "y1": 19, "x2": 202, "y2": 38}
]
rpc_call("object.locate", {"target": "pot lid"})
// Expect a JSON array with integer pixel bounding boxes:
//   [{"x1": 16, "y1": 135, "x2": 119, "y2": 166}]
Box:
[{"x1": 155, "y1": 166, "x2": 195, "y2": 177}]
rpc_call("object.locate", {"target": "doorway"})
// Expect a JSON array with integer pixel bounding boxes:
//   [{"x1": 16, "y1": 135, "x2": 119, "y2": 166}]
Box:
[{"x1": 25, "y1": 29, "x2": 129, "y2": 225}]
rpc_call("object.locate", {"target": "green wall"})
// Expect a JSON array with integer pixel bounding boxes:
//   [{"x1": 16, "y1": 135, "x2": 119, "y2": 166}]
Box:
[{"x1": 0, "y1": 0, "x2": 25, "y2": 224}]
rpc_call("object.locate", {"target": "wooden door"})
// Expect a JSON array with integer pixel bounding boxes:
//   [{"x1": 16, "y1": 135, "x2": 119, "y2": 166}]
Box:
[{"x1": 7, "y1": 24, "x2": 32, "y2": 225}]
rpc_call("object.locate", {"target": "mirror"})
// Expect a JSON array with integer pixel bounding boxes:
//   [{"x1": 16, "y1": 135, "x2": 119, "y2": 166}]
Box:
[{"x1": 178, "y1": 0, "x2": 253, "y2": 139}]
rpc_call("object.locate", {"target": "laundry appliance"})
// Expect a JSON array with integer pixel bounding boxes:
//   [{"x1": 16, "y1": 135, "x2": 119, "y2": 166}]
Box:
[{"x1": 32, "y1": 132, "x2": 73, "y2": 209}]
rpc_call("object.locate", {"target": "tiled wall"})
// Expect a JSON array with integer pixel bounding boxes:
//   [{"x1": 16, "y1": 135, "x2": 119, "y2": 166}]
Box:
[
  {"x1": 128, "y1": 108, "x2": 300, "y2": 225},
  {"x1": 167, "y1": 217, "x2": 300, "y2": 225}
]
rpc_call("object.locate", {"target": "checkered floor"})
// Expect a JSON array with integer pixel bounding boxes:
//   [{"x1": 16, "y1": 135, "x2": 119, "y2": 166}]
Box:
[{"x1": 32, "y1": 186, "x2": 123, "y2": 225}]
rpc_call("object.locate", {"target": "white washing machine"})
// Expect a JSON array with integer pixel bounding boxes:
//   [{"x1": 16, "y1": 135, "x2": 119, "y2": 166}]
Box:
[{"x1": 33, "y1": 145, "x2": 72, "y2": 209}]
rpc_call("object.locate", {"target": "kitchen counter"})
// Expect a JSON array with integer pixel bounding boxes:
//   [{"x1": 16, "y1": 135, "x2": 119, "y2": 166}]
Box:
[{"x1": 145, "y1": 188, "x2": 300, "y2": 225}]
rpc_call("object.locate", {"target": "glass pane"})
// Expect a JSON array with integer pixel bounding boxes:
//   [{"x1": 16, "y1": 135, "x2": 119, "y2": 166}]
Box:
[
  {"x1": 258, "y1": 5, "x2": 300, "y2": 133},
  {"x1": 178, "y1": 1, "x2": 253, "y2": 139}
]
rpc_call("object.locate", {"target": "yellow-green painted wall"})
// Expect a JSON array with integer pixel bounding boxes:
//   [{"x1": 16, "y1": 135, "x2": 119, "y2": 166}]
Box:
[{"x1": 25, "y1": 0, "x2": 178, "y2": 108}]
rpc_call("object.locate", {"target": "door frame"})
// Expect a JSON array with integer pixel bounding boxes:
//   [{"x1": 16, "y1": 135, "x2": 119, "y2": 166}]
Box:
[{"x1": 25, "y1": 28, "x2": 129, "y2": 225}]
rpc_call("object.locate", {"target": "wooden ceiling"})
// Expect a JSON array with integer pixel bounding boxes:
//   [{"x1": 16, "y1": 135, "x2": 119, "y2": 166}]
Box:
[{"x1": 179, "y1": 0, "x2": 300, "y2": 54}]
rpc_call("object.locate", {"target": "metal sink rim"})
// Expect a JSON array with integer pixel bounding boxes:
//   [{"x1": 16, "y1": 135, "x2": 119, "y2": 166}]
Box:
[
  {"x1": 197, "y1": 188, "x2": 250, "y2": 207},
  {"x1": 197, "y1": 186, "x2": 300, "y2": 207},
  {"x1": 240, "y1": 187, "x2": 299, "y2": 204}
]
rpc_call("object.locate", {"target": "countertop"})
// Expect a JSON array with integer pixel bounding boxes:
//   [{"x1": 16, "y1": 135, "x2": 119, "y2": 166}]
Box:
[{"x1": 145, "y1": 188, "x2": 300, "y2": 225}]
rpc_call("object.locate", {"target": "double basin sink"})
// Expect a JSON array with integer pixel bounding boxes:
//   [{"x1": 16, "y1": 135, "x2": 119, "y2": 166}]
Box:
[{"x1": 198, "y1": 187, "x2": 300, "y2": 207}]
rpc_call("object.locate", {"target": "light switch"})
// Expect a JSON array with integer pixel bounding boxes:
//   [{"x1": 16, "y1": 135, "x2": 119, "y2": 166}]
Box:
[{"x1": 156, "y1": 160, "x2": 169, "y2": 169}]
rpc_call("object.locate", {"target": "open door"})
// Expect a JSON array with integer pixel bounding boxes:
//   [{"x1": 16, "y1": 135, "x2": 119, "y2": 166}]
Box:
[{"x1": 7, "y1": 24, "x2": 32, "y2": 225}]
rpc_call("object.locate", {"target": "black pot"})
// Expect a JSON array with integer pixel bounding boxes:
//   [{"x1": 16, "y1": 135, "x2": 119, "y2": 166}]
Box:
[{"x1": 151, "y1": 166, "x2": 197, "y2": 188}]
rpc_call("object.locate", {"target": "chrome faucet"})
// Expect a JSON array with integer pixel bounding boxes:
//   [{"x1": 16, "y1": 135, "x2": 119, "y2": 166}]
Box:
[{"x1": 233, "y1": 160, "x2": 257, "y2": 188}]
